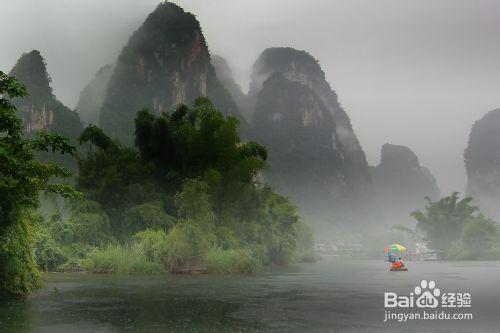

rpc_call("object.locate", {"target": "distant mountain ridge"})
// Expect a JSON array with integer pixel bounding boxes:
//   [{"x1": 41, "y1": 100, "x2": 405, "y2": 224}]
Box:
[{"x1": 370, "y1": 143, "x2": 440, "y2": 225}]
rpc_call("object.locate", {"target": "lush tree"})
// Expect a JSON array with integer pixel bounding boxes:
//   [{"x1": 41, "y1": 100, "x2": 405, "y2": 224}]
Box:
[
  {"x1": 78, "y1": 99, "x2": 268, "y2": 237},
  {"x1": 135, "y1": 98, "x2": 266, "y2": 184},
  {"x1": 451, "y1": 216, "x2": 500, "y2": 259},
  {"x1": 125, "y1": 201, "x2": 175, "y2": 235},
  {"x1": 411, "y1": 193, "x2": 478, "y2": 252},
  {"x1": 163, "y1": 179, "x2": 216, "y2": 270},
  {"x1": 77, "y1": 98, "x2": 304, "y2": 271},
  {"x1": 77, "y1": 125, "x2": 158, "y2": 233},
  {"x1": 410, "y1": 192, "x2": 500, "y2": 260},
  {"x1": 0, "y1": 71, "x2": 76, "y2": 296}
]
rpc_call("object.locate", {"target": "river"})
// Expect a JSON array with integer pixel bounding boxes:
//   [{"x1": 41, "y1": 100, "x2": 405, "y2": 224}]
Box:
[{"x1": 1, "y1": 259, "x2": 499, "y2": 332}]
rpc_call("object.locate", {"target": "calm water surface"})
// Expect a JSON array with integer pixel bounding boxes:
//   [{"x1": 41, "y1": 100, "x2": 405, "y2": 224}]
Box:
[{"x1": 1, "y1": 260, "x2": 499, "y2": 332}]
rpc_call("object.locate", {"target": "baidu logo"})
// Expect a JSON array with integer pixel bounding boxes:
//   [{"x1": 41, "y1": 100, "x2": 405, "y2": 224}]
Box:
[
  {"x1": 414, "y1": 279, "x2": 440, "y2": 308},
  {"x1": 384, "y1": 279, "x2": 471, "y2": 309},
  {"x1": 383, "y1": 280, "x2": 473, "y2": 322}
]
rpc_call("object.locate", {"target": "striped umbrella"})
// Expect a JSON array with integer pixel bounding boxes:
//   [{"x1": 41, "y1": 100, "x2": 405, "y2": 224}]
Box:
[{"x1": 384, "y1": 243, "x2": 407, "y2": 254}]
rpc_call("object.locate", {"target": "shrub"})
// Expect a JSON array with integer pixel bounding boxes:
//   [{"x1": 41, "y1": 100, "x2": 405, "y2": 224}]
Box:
[
  {"x1": 0, "y1": 213, "x2": 41, "y2": 296},
  {"x1": 84, "y1": 244, "x2": 163, "y2": 274},
  {"x1": 449, "y1": 216, "x2": 500, "y2": 260},
  {"x1": 164, "y1": 221, "x2": 213, "y2": 271},
  {"x1": 57, "y1": 257, "x2": 85, "y2": 272},
  {"x1": 34, "y1": 224, "x2": 66, "y2": 271},
  {"x1": 125, "y1": 201, "x2": 175, "y2": 235},
  {"x1": 206, "y1": 248, "x2": 260, "y2": 274},
  {"x1": 135, "y1": 229, "x2": 168, "y2": 263},
  {"x1": 294, "y1": 222, "x2": 316, "y2": 262}
]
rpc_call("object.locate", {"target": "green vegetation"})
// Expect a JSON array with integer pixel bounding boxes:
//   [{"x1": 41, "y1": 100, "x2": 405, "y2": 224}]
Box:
[
  {"x1": 84, "y1": 244, "x2": 164, "y2": 274},
  {"x1": 206, "y1": 248, "x2": 260, "y2": 274},
  {"x1": 411, "y1": 192, "x2": 500, "y2": 259},
  {"x1": 0, "y1": 72, "x2": 77, "y2": 296},
  {"x1": 1, "y1": 70, "x2": 313, "y2": 296},
  {"x1": 294, "y1": 222, "x2": 316, "y2": 262},
  {"x1": 32, "y1": 97, "x2": 307, "y2": 280},
  {"x1": 73, "y1": 97, "x2": 304, "y2": 273}
]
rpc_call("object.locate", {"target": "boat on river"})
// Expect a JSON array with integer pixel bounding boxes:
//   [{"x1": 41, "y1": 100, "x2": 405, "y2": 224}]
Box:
[{"x1": 389, "y1": 267, "x2": 408, "y2": 272}]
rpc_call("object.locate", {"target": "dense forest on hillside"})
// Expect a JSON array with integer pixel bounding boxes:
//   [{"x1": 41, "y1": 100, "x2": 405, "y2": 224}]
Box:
[{"x1": 0, "y1": 72, "x2": 313, "y2": 296}]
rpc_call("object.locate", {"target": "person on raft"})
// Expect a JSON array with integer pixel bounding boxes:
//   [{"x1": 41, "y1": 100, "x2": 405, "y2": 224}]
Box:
[
  {"x1": 387, "y1": 253, "x2": 396, "y2": 263},
  {"x1": 391, "y1": 257, "x2": 405, "y2": 270}
]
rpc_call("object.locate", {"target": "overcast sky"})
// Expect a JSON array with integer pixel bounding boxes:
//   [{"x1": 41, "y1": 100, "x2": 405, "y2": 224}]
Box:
[{"x1": 1, "y1": 0, "x2": 499, "y2": 194}]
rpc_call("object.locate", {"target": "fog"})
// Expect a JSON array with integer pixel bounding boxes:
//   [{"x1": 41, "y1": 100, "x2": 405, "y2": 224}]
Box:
[{"x1": 1, "y1": 0, "x2": 500, "y2": 194}]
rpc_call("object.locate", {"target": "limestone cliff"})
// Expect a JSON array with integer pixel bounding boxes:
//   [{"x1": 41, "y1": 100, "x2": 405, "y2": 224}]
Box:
[
  {"x1": 249, "y1": 47, "x2": 374, "y2": 229},
  {"x1": 465, "y1": 109, "x2": 500, "y2": 220},
  {"x1": 100, "y1": 3, "x2": 240, "y2": 144},
  {"x1": 370, "y1": 143, "x2": 440, "y2": 224},
  {"x1": 9, "y1": 50, "x2": 82, "y2": 141}
]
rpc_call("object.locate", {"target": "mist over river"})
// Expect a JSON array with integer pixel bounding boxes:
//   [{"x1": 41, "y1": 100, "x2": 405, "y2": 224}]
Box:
[{"x1": 1, "y1": 260, "x2": 499, "y2": 332}]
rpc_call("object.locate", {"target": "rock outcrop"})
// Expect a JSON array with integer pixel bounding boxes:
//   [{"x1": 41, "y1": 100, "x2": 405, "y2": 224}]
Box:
[
  {"x1": 465, "y1": 109, "x2": 500, "y2": 220},
  {"x1": 9, "y1": 50, "x2": 82, "y2": 168},
  {"x1": 100, "y1": 3, "x2": 240, "y2": 144},
  {"x1": 249, "y1": 47, "x2": 374, "y2": 229},
  {"x1": 370, "y1": 143, "x2": 440, "y2": 224},
  {"x1": 76, "y1": 64, "x2": 114, "y2": 126},
  {"x1": 9, "y1": 50, "x2": 82, "y2": 140}
]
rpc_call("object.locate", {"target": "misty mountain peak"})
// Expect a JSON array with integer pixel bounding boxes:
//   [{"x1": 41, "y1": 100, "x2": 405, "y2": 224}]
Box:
[
  {"x1": 249, "y1": 47, "x2": 375, "y2": 228},
  {"x1": 380, "y1": 143, "x2": 420, "y2": 171},
  {"x1": 465, "y1": 108, "x2": 500, "y2": 219},
  {"x1": 99, "y1": 2, "x2": 239, "y2": 143},
  {"x1": 249, "y1": 47, "x2": 329, "y2": 97},
  {"x1": 371, "y1": 143, "x2": 440, "y2": 224},
  {"x1": 9, "y1": 50, "x2": 82, "y2": 138},
  {"x1": 9, "y1": 50, "x2": 52, "y2": 102}
]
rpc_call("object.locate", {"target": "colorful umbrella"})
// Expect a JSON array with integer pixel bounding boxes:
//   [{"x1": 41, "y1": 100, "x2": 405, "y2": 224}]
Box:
[{"x1": 384, "y1": 243, "x2": 407, "y2": 254}]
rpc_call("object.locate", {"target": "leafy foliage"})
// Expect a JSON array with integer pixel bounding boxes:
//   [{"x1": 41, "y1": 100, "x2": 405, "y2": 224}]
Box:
[
  {"x1": 0, "y1": 72, "x2": 77, "y2": 295},
  {"x1": 125, "y1": 201, "x2": 175, "y2": 235},
  {"x1": 411, "y1": 193, "x2": 477, "y2": 252},
  {"x1": 77, "y1": 98, "x2": 303, "y2": 269},
  {"x1": 0, "y1": 212, "x2": 41, "y2": 296},
  {"x1": 77, "y1": 126, "x2": 156, "y2": 235},
  {"x1": 135, "y1": 98, "x2": 265, "y2": 183},
  {"x1": 135, "y1": 229, "x2": 169, "y2": 263},
  {"x1": 450, "y1": 216, "x2": 500, "y2": 260},
  {"x1": 412, "y1": 192, "x2": 500, "y2": 259},
  {"x1": 206, "y1": 248, "x2": 260, "y2": 274},
  {"x1": 84, "y1": 244, "x2": 164, "y2": 274}
]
